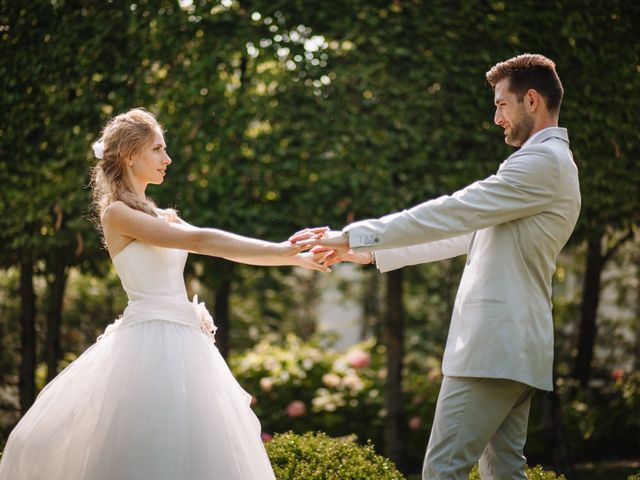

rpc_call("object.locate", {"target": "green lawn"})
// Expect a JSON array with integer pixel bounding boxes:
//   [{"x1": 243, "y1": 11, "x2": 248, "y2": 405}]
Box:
[
  {"x1": 574, "y1": 461, "x2": 640, "y2": 480},
  {"x1": 407, "y1": 461, "x2": 640, "y2": 480}
]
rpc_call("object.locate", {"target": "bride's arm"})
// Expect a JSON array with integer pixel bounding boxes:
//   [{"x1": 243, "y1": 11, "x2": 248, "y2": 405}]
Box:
[{"x1": 102, "y1": 201, "x2": 326, "y2": 270}]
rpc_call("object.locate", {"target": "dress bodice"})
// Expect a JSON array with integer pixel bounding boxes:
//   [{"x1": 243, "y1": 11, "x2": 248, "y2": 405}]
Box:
[
  {"x1": 107, "y1": 241, "x2": 215, "y2": 337},
  {"x1": 112, "y1": 241, "x2": 189, "y2": 303}
]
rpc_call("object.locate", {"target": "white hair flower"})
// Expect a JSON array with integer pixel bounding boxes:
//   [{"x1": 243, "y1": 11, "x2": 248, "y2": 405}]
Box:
[{"x1": 92, "y1": 141, "x2": 104, "y2": 159}]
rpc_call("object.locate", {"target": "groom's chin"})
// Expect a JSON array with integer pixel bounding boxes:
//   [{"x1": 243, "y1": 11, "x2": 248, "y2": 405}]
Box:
[{"x1": 504, "y1": 136, "x2": 520, "y2": 148}]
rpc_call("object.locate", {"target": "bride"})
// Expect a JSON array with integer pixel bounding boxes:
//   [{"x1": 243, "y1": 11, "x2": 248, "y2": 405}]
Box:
[{"x1": 0, "y1": 108, "x2": 326, "y2": 479}]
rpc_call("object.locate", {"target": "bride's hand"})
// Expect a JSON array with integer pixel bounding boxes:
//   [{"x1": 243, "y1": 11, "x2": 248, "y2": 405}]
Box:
[
  {"x1": 274, "y1": 241, "x2": 309, "y2": 257},
  {"x1": 294, "y1": 251, "x2": 331, "y2": 272},
  {"x1": 311, "y1": 246, "x2": 373, "y2": 268}
]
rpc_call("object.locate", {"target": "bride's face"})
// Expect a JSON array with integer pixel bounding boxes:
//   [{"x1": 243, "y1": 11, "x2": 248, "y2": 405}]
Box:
[{"x1": 129, "y1": 128, "x2": 172, "y2": 185}]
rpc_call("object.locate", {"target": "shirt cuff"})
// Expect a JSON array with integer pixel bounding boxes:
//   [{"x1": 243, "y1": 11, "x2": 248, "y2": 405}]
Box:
[{"x1": 343, "y1": 225, "x2": 381, "y2": 249}]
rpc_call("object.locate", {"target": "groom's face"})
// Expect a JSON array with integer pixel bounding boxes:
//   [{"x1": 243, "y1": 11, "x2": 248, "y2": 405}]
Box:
[{"x1": 493, "y1": 78, "x2": 534, "y2": 147}]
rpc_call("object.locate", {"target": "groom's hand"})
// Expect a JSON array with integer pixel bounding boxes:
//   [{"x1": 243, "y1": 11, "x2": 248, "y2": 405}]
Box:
[
  {"x1": 289, "y1": 228, "x2": 349, "y2": 253},
  {"x1": 310, "y1": 246, "x2": 374, "y2": 268}
]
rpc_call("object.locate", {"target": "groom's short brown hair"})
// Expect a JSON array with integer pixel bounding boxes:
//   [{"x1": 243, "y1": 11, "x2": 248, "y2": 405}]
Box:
[{"x1": 486, "y1": 54, "x2": 563, "y2": 114}]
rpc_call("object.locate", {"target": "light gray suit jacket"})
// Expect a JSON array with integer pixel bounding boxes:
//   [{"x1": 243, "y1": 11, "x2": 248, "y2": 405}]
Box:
[{"x1": 344, "y1": 127, "x2": 580, "y2": 390}]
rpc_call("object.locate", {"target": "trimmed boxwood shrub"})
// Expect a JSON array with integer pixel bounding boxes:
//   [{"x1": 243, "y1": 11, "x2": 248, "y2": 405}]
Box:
[{"x1": 265, "y1": 431, "x2": 405, "y2": 480}]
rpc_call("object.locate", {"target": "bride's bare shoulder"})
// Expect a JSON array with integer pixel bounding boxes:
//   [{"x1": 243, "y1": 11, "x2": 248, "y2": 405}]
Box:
[
  {"x1": 101, "y1": 201, "x2": 132, "y2": 225},
  {"x1": 100, "y1": 202, "x2": 135, "y2": 256}
]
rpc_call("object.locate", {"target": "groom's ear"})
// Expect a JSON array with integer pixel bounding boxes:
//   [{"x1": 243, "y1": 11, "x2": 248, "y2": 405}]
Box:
[{"x1": 525, "y1": 89, "x2": 542, "y2": 112}]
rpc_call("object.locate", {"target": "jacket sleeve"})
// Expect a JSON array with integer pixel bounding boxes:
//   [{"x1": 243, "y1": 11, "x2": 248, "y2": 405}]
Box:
[
  {"x1": 345, "y1": 144, "x2": 559, "y2": 250},
  {"x1": 374, "y1": 233, "x2": 473, "y2": 273}
]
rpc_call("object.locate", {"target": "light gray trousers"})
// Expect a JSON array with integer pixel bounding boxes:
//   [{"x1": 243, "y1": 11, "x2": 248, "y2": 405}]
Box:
[{"x1": 422, "y1": 376, "x2": 534, "y2": 480}]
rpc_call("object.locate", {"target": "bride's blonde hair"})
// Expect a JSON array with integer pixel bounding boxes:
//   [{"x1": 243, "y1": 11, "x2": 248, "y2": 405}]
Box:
[{"x1": 90, "y1": 108, "x2": 162, "y2": 219}]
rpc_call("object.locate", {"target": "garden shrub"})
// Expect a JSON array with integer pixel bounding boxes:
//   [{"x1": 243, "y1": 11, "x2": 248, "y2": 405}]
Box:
[
  {"x1": 469, "y1": 464, "x2": 565, "y2": 479},
  {"x1": 265, "y1": 431, "x2": 405, "y2": 480},
  {"x1": 627, "y1": 473, "x2": 640, "y2": 480}
]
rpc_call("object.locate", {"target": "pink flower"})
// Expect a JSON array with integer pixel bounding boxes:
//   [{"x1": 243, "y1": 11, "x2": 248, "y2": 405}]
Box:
[
  {"x1": 286, "y1": 400, "x2": 306, "y2": 417},
  {"x1": 408, "y1": 416, "x2": 422, "y2": 431},
  {"x1": 346, "y1": 349, "x2": 370, "y2": 369},
  {"x1": 612, "y1": 368, "x2": 625, "y2": 381},
  {"x1": 261, "y1": 432, "x2": 273, "y2": 442}
]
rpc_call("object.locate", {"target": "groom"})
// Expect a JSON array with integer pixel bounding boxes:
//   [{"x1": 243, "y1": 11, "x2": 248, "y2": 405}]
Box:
[{"x1": 291, "y1": 54, "x2": 580, "y2": 479}]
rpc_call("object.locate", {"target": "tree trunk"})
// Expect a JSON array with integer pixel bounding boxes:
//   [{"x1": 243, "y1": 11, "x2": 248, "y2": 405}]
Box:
[
  {"x1": 572, "y1": 229, "x2": 635, "y2": 389},
  {"x1": 214, "y1": 263, "x2": 234, "y2": 360},
  {"x1": 45, "y1": 253, "x2": 68, "y2": 383},
  {"x1": 572, "y1": 234, "x2": 605, "y2": 389},
  {"x1": 296, "y1": 271, "x2": 318, "y2": 341},
  {"x1": 540, "y1": 350, "x2": 575, "y2": 479},
  {"x1": 635, "y1": 251, "x2": 640, "y2": 371},
  {"x1": 361, "y1": 269, "x2": 381, "y2": 342},
  {"x1": 19, "y1": 258, "x2": 37, "y2": 413},
  {"x1": 539, "y1": 389, "x2": 576, "y2": 480},
  {"x1": 384, "y1": 269, "x2": 405, "y2": 471}
]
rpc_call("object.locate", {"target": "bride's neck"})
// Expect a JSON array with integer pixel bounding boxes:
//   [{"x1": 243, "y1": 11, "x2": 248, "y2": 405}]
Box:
[{"x1": 127, "y1": 175, "x2": 148, "y2": 201}]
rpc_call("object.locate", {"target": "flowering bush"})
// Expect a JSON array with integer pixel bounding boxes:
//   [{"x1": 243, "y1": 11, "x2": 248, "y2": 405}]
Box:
[
  {"x1": 229, "y1": 333, "x2": 442, "y2": 464},
  {"x1": 230, "y1": 334, "x2": 383, "y2": 440},
  {"x1": 265, "y1": 431, "x2": 405, "y2": 480}
]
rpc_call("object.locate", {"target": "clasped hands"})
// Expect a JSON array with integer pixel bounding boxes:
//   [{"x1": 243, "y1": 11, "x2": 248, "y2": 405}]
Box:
[{"x1": 289, "y1": 227, "x2": 374, "y2": 271}]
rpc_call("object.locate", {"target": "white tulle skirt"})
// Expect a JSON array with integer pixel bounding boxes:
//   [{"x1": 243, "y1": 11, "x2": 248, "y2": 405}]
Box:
[{"x1": 0, "y1": 308, "x2": 275, "y2": 480}]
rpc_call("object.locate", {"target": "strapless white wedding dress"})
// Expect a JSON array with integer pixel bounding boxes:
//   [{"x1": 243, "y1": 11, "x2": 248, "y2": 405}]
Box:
[{"x1": 0, "y1": 241, "x2": 276, "y2": 480}]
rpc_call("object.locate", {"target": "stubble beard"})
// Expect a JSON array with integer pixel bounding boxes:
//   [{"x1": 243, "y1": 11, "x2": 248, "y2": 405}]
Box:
[{"x1": 505, "y1": 110, "x2": 535, "y2": 147}]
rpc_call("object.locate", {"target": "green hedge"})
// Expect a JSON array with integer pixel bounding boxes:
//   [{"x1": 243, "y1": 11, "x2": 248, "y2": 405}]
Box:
[{"x1": 265, "y1": 431, "x2": 405, "y2": 480}]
